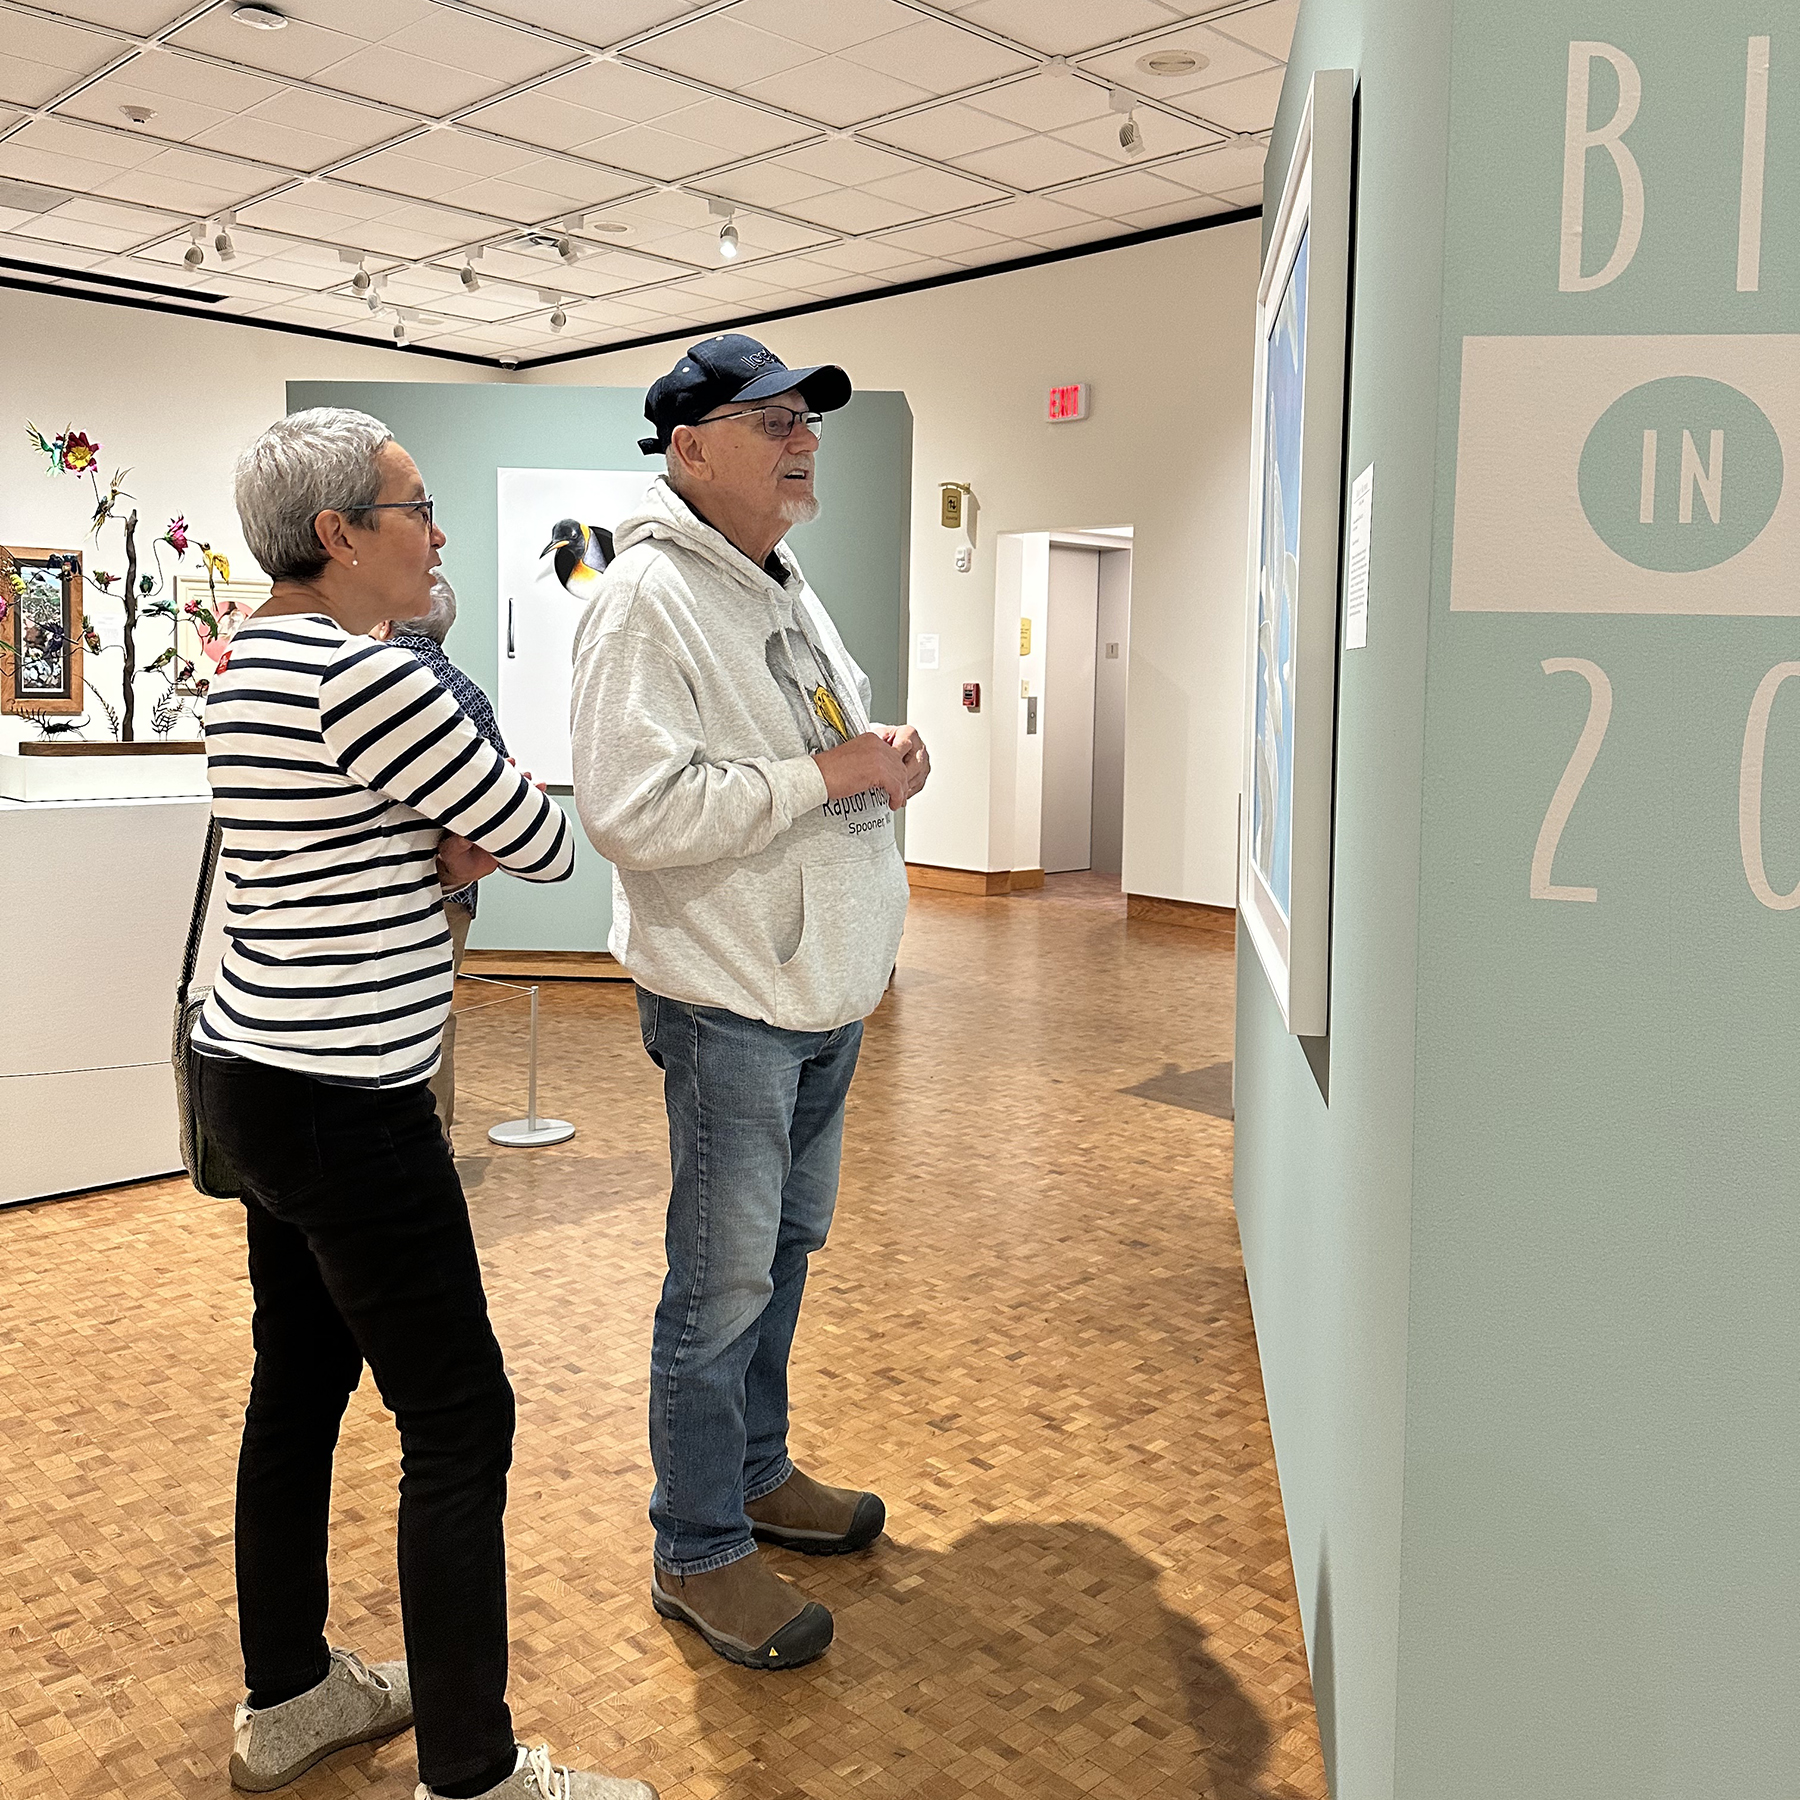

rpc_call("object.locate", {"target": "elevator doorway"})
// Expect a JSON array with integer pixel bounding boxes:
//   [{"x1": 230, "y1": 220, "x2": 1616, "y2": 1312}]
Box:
[{"x1": 1040, "y1": 531, "x2": 1132, "y2": 876}]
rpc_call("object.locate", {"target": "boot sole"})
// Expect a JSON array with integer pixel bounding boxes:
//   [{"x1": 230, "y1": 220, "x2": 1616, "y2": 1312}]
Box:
[
  {"x1": 228, "y1": 1714, "x2": 414, "y2": 1793},
  {"x1": 650, "y1": 1584, "x2": 833, "y2": 1670},
  {"x1": 750, "y1": 1491, "x2": 886, "y2": 1557}
]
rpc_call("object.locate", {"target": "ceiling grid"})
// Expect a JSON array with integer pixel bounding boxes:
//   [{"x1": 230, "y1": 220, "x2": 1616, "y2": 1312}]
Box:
[{"x1": 0, "y1": 0, "x2": 1292, "y2": 365}]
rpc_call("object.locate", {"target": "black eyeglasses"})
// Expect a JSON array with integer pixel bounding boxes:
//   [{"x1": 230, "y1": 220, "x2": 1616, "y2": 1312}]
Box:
[
  {"x1": 330, "y1": 495, "x2": 436, "y2": 528},
  {"x1": 693, "y1": 406, "x2": 824, "y2": 441}
]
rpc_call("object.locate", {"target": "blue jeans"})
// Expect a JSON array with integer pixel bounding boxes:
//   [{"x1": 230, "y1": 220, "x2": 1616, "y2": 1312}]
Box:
[{"x1": 637, "y1": 988, "x2": 863, "y2": 1575}]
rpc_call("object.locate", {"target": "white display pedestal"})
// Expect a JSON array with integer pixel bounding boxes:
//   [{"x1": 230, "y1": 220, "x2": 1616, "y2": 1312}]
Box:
[
  {"x1": 0, "y1": 748, "x2": 210, "y2": 802},
  {"x1": 0, "y1": 794, "x2": 225, "y2": 1206}
]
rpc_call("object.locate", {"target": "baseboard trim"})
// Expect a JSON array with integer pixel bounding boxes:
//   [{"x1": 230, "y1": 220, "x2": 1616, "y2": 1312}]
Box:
[
  {"x1": 906, "y1": 862, "x2": 1012, "y2": 896},
  {"x1": 1009, "y1": 867, "x2": 1045, "y2": 891},
  {"x1": 1126, "y1": 893, "x2": 1237, "y2": 934},
  {"x1": 461, "y1": 948, "x2": 630, "y2": 982}
]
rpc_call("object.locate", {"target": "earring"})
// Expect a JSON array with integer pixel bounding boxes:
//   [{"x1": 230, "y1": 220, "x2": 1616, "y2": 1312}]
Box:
[{"x1": 352, "y1": 556, "x2": 359, "y2": 565}]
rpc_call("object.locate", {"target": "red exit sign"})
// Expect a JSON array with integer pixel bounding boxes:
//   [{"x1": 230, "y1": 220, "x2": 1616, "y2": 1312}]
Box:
[{"x1": 1046, "y1": 382, "x2": 1090, "y2": 422}]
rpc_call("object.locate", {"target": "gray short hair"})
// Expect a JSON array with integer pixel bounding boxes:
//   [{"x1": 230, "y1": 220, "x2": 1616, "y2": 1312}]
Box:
[
  {"x1": 395, "y1": 575, "x2": 457, "y2": 644},
  {"x1": 236, "y1": 406, "x2": 393, "y2": 582}
]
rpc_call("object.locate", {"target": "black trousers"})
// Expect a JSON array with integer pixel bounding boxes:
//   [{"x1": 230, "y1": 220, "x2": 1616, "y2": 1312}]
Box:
[{"x1": 194, "y1": 1051, "x2": 516, "y2": 1790}]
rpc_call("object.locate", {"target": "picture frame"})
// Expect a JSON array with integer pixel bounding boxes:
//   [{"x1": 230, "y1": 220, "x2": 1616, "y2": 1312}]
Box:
[
  {"x1": 172, "y1": 574, "x2": 268, "y2": 693},
  {"x1": 1238, "y1": 68, "x2": 1355, "y2": 1037},
  {"x1": 0, "y1": 544, "x2": 85, "y2": 717}
]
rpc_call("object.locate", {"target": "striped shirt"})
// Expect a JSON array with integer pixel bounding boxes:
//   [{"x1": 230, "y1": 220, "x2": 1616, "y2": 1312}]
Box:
[{"x1": 193, "y1": 612, "x2": 573, "y2": 1088}]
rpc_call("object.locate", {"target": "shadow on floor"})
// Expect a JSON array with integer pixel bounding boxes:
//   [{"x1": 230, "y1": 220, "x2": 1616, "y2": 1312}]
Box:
[
  {"x1": 1123, "y1": 1060, "x2": 1235, "y2": 1120},
  {"x1": 653, "y1": 1518, "x2": 1305, "y2": 1800}
]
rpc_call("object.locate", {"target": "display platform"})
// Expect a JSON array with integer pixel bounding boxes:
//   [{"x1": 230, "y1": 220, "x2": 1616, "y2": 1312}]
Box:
[
  {"x1": 0, "y1": 793, "x2": 224, "y2": 1206},
  {"x1": 0, "y1": 743, "x2": 210, "y2": 802}
]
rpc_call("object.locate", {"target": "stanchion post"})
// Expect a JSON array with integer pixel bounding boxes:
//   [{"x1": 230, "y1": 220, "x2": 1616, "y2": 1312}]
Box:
[{"x1": 488, "y1": 979, "x2": 575, "y2": 1148}]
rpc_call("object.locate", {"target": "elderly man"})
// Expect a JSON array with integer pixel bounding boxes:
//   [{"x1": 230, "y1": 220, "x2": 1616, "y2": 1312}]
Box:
[
  {"x1": 570, "y1": 335, "x2": 928, "y2": 1671},
  {"x1": 372, "y1": 575, "x2": 504, "y2": 1141}
]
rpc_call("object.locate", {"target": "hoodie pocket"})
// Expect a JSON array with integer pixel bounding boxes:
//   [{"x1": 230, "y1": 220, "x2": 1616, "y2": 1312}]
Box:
[{"x1": 771, "y1": 852, "x2": 909, "y2": 1030}]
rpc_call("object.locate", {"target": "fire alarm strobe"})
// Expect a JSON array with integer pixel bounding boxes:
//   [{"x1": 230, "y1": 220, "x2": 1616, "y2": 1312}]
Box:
[
  {"x1": 1046, "y1": 382, "x2": 1089, "y2": 422},
  {"x1": 962, "y1": 683, "x2": 981, "y2": 712}
]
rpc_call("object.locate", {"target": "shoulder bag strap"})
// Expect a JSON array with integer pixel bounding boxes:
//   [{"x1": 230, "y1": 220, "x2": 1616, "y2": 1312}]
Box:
[{"x1": 178, "y1": 813, "x2": 223, "y2": 1009}]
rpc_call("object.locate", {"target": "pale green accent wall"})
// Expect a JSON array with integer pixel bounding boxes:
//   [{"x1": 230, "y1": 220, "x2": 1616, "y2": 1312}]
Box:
[
  {"x1": 1238, "y1": 3, "x2": 1800, "y2": 1796},
  {"x1": 287, "y1": 380, "x2": 911, "y2": 950}
]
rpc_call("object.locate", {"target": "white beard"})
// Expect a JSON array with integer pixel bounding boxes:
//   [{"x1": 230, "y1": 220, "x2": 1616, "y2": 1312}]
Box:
[{"x1": 778, "y1": 488, "x2": 821, "y2": 526}]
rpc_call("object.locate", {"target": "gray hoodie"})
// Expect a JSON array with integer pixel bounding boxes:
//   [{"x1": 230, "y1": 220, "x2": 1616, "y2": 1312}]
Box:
[{"x1": 569, "y1": 476, "x2": 908, "y2": 1032}]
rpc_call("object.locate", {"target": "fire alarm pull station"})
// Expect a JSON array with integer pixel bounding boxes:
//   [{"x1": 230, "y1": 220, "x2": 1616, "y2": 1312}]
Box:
[{"x1": 962, "y1": 683, "x2": 980, "y2": 712}]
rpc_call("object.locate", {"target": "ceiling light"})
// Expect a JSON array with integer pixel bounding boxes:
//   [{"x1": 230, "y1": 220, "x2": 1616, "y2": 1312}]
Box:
[
  {"x1": 587, "y1": 220, "x2": 629, "y2": 236},
  {"x1": 549, "y1": 306, "x2": 567, "y2": 332},
  {"x1": 393, "y1": 321, "x2": 407, "y2": 344},
  {"x1": 556, "y1": 236, "x2": 579, "y2": 264},
  {"x1": 718, "y1": 220, "x2": 738, "y2": 260},
  {"x1": 350, "y1": 260, "x2": 371, "y2": 294},
  {"x1": 499, "y1": 354, "x2": 519, "y2": 369},
  {"x1": 183, "y1": 224, "x2": 204, "y2": 269},
  {"x1": 1136, "y1": 48, "x2": 1205, "y2": 77},
  {"x1": 1119, "y1": 113, "x2": 1145, "y2": 157},
  {"x1": 213, "y1": 217, "x2": 237, "y2": 261},
  {"x1": 231, "y1": 3, "x2": 288, "y2": 26},
  {"x1": 120, "y1": 104, "x2": 156, "y2": 125},
  {"x1": 460, "y1": 261, "x2": 481, "y2": 291}
]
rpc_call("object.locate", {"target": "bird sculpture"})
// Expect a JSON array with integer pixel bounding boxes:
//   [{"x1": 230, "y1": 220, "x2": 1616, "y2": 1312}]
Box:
[{"x1": 541, "y1": 518, "x2": 615, "y2": 602}]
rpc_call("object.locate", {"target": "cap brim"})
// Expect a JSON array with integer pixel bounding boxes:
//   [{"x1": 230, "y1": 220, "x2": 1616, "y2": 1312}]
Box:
[{"x1": 731, "y1": 362, "x2": 852, "y2": 411}]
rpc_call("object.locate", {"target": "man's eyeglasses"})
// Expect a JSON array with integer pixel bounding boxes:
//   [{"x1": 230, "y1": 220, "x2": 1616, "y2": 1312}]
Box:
[
  {"x1": 693, "y1": 406, "x2": 825, "y2": 441},
  {"x1": 329, "y1": 496, "x2": 436, "y2": 528}
]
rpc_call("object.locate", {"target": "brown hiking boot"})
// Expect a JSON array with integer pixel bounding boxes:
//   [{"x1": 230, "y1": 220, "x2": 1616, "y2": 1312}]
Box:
[
  {"x1": 650, "y1": 1553, "x2": 833, "y2": 1670},
  {"x1": 746, "y1": 1467, "x2": 886, "y2": 1556}
]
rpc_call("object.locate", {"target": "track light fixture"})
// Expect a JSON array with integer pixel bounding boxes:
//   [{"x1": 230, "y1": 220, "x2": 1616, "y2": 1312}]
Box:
[
  {"x1": 556, "y1": 235, "x2": 579, "y2": 265},
  {"x1": 393, "y1": 320, "x2": 407, "y2": 344},
  {"x1": 549, "y1": 305, "x2": 567, "y2": 332},
  {"x1": 460, "y1": 260, "x2": 481, "y2": 291},
  {"x1": 718, "y1": 220, "x2": 739, "y2": 259},
  {"x1": 1109, "y1": 87, "x2": 1146, "y2": 158},
  {"x1": 350, "y1": 261, "x2": 371, "y2": 294},
  {"x1": 213, "y1": 215, "x2": 237, "y2": 261},
  {"x1": 183, "y1": 224, "x2": 204, "y2": 269}
]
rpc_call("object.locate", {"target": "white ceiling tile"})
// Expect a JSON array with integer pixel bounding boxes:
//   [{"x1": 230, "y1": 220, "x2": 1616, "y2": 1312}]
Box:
[
  {"x1": 642, "y1": 94, "x2": 811, "y2": 156},
  {"x1": 506, "y1": 156, "x2": 642, "y2": 206},
  {"x1": 58, "y1": 83, "x2": 236, "y2": 149},
  {"x1": 455, "y1": 91, "x2": 603, "y2": 155},
  {"x1": 950, "y1": 0, "x2": 1177, "y2": 55},
  {"x1": 1208, "y1": 0, "x2": 1300, "y2": 62},
  {"x1": 477, "y1": 0, "x2": 696, "y2": 42},
  {"x1": 308, "y1": 44, "x2": 518, "y2": 113},
  {"x1": 1027, "y1": 216, "x2": 1128, "y2": 250},
  {"x1": 1077, "y1": 23, "x2": 1278, "y2": 100},
  {"x1": 872, "y1": 217, "x2": 1007, "y2": 260},
  {"x1": 1216, "y1": 181, "x2": 1263, "y2": 207},
  {"x1": 0, "y1": 11, "x2": 129, "y2": 107},
  {"x1": 266, "y1": 0, "x2": 437, "y2": 43},
  {"x1": 163, "y1": 11, "x2": 368, "y2": 84},
  {"x1": 860, "y1": 165, "x2": 1005, "y2": 214},
  {"x1": 1154, "y1": 140, "x2": 1267, "y2": 195},
  {"x1": 377, "y1": 10, "x2": 575, "y2": 84},
  {"x1": 840, "y1": 17, "x2": 1034, "y2": 88},
  {"x1": 1119, "y1": 196, "x2": 1230, "y2": 229},
  {"x1": 727, "y1": 0, "x2": 918, "y2": 55},
  {"x1": 633, "y1": 13, "x2": 821, "y2": 87},
  {"x1": 12, "y1": 210, "x2": 148, "y2": 253},
  {"x1": 738, "y1": 251, "x2": 853, "y2": 289},
  {"x1": 954, "y1": 133, "x2": 1112, "y2": 190},
  {"x1": 802, "y1": 235, "x2": 921, "y2": 274},
  {"x1": 706, "y1": 162, "x2": 837, "y2": 209},
  {"x1": 44, "y1": 0, "x2": 195, "y2": 31},
  {"x1": 774, "y1": 138, "x2": 912, "y2": 187},
  {"x1": 958, "y1": 193, "x2": 1095, "y2": 240},
  {"x1": 516, "y1": 59, "x2": 698, "y2": 126},
  {"x1": 578, "y1": 122, "x2": 736, "y2": 181},
  {"x1": 0, "y1": 231, "x2": 107, "y2": 268},
  {"x1": 864, "y1": 103, "x2": 1029, "y2": 161},
  {"x1": 1049, "y1": 167, "x2": 1194, "y2": 222},
  {"x1": 781, "y1": 186, "x2": 917, "y2": 233},
  {"x1": 971, "y1": 72, "x2": 1108, "y2": 133},
  {"x1": 741, "y1": 56, "x2": 930, "y2": 128},
  {"x1": 75, "y1": 45, "x2": 285, "y2": 114},
  {"x1": 4, "y1": 115, "x2": 154, "y2": 170},
  {"x1": 1181, "y1": 64, "x2": 1285, "y2": 133}
]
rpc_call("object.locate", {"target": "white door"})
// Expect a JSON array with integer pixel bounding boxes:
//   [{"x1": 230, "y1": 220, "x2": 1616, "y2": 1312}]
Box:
[
  {"x1": 1040, "y1": 545, "x2": 1099, "y2": 873},
  {"x1": 1090, "y1": 547, "x2": 1131, "y2": 876}
]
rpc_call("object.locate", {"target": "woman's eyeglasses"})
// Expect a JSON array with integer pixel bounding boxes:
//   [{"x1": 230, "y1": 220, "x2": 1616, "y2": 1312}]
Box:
[
  {"x1": 328, "y1": 495, "x2": 436, "y2": 528},
  {"x1": 694, "y1": 406, "x2": 825, "y2": 441}
]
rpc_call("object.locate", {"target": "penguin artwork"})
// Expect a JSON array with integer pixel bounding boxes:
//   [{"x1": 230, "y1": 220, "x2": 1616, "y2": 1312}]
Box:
[{"x1": 541, "y1": 518, "x2": 615, "y2": 602}]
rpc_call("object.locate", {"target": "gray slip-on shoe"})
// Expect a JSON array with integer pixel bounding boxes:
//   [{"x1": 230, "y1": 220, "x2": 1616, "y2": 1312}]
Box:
[
  {"x1": 229, "y1": 1646, "x2": 412, "y2": 1792},
  {"x1": 415, "y1": 1741, "x2": 659, "y2": 1799}
]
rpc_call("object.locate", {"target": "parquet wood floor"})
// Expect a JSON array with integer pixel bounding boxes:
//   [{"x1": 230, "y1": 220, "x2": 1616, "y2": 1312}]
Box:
[{"x1": 0, "y1": 881, "x2": 1323, "y2": 1800}]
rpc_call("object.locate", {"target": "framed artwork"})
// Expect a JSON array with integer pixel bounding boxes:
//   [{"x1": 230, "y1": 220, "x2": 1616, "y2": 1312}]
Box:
[
  {"x1": 172, "y1": 574, "x2": 267, "y2": 693},
  {"x1": 1, "y1": 545, "x2": 85, "y2": 717},
  {"x1": 1239, "y1": 68, "x2": 1355, "y2": 1037}
]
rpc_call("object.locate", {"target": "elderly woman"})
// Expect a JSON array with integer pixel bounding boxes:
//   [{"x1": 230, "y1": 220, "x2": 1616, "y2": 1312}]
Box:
[{"x1": 192, "y1": 408, "x2": 653, "y2": 1800}]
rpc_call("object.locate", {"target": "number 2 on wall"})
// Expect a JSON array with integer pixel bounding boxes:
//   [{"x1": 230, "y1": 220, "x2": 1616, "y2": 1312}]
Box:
[{"x1": 1532, "y1": 658, "x2": 1613, "y2": 903}]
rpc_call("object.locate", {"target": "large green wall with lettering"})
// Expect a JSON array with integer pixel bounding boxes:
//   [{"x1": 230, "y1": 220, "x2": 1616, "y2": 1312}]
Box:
[
  {"x1": 288, "y1": 379, "x2": 912, "y2": 950},
  {"x1": 1235, "y1": 3, "x2": 1800, "y2": 1796}
]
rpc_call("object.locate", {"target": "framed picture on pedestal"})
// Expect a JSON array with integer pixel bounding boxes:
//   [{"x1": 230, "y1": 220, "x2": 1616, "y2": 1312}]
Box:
[
  {"x1": 0, "y1": 545, "x2": 85, "y2": 718},
  {"x1": 1239, "y1": 68, "x2": 1355, "y2": 1037}
]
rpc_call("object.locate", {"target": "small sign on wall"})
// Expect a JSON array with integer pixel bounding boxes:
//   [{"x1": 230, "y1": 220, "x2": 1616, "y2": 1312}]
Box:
[{"x1": 1047, "y1": 383, "x2": 1090, "y2": 422}]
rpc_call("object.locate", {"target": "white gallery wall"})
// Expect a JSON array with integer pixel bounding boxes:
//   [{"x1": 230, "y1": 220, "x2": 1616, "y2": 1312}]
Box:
[
  {"x1": 524, "y1": 220, "x2": 1261, "y2": 908},
  {"x1": 0, "y1": 284, "x2": 500, "y2": 753}
]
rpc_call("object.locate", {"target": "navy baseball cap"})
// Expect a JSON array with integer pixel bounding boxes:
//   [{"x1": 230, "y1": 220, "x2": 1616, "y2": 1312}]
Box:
[{"x1": 638, "y1": 333, "x2": 852, "y2": 454}]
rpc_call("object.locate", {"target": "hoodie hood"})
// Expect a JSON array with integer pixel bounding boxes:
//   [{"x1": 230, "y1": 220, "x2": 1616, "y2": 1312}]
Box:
[{"x1": 613, "y1": 474, "x2": 798, "y2": 598}]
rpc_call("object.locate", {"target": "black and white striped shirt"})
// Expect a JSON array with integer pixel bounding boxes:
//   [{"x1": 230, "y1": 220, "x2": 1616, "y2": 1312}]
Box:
[{"x1": 193, "y1": 613, "x2": 573, "y2": 1087}]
